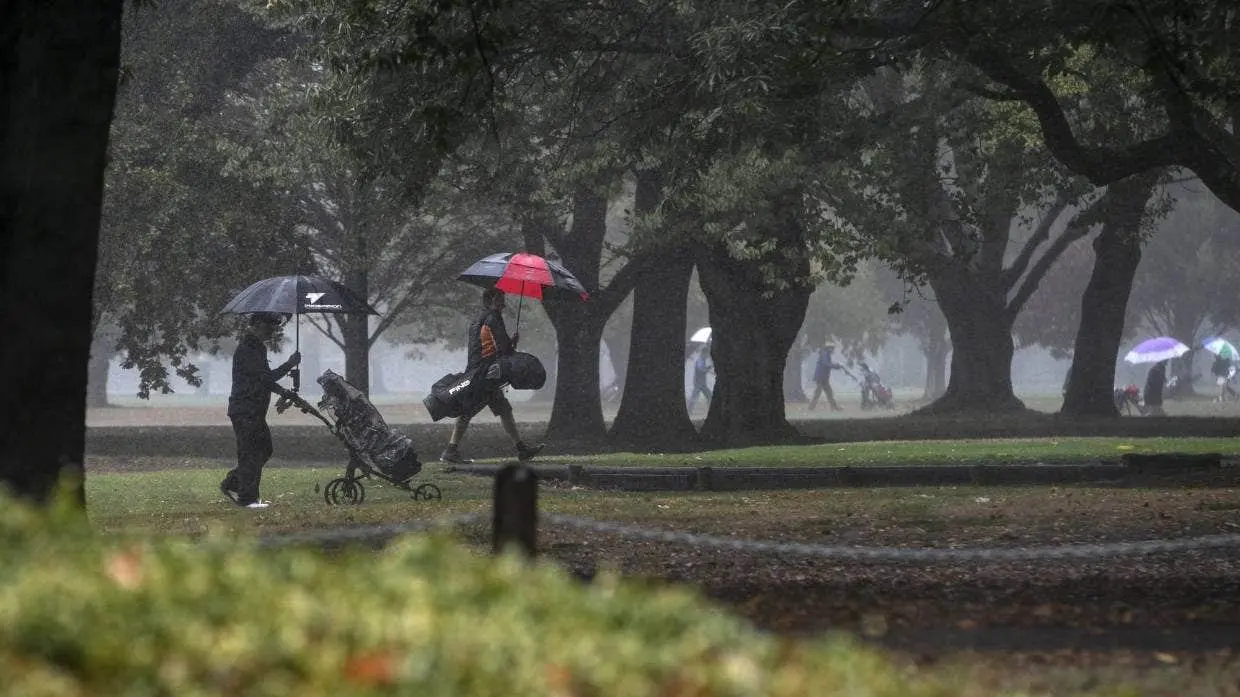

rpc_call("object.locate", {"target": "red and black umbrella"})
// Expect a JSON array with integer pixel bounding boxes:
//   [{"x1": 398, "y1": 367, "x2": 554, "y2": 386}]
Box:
[{"x1": 457, "y1": 251, "x2": 588, "y2": 327}]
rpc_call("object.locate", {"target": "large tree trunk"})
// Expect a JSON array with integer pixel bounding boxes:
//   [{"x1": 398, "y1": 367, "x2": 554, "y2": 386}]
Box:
[
  {"x1": 1062, "y1": 176, "x2": 1154, "y2": 416},
  {"x1": 920, "y1": 272, "x2": 1024, "y2": 413},
  {"x1": 542, "y1": 188, "x2": 610, "y2": 443},
  {"x1": 0, "y1": 0, "x2": 123, "y2": 504},
  {"x1": 922, "y1": 328, "x2": 949, "y2": 400},
  {"x1": 697, "y1": 242, "x2": 812, "y2": 444},
  {"x1": 547, "y1": 309, "x2": 608, "y2": 441},
  {"x1": 610, "y1": 245, "x2": 697, "y2": 447},
  {"x1": 783, "y1": 339, "x2": 809, "y2": 403}
]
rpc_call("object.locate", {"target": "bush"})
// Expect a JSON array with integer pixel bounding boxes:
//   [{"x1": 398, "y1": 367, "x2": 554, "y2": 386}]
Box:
[{"x1": 1, "y1": 497, "x2": 1012, "y2": 696}]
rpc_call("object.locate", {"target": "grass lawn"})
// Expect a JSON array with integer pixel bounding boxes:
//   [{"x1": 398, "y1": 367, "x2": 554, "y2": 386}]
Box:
[
  {"x1": 537, "y1": 436, "x2": 1240, "y2": 468},
  {"x1": 79, "y1": 433, "x2": 1240, "y2": 696}
]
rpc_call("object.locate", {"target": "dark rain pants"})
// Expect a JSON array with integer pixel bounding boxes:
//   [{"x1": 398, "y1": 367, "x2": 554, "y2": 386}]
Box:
[{"x1": 226, "y1": 415, "x2": 273, "y2": 504}]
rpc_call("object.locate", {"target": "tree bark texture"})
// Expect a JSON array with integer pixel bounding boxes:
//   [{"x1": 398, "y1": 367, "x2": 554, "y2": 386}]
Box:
[
  {"x1": 697, "y1": 242, "x2": 811, "y2": 445},
  {"x1": 783, "y1": 342, "x2": 808, "y2": 403},
  {"x1": 922, "y1": 328, "x2": 949, "y2": 400},
  {"x1": 609, "y1": 245, "x2": 697, "y2": 447},
  {"x1": 920, "y1": 272, "x2": 1024, "y2": 413},
  {"x1": 1062, "y1": 176, "x2": 1155, "y2": 416},
  {"x1": 0, "y1": 0, "x2": 123, "y2": 504},
  {"x1": 543, "y1": 188, "x2": 609, "y2": 443},
  {"x1": 86, "y1": 329, "x2": 113, "y2": 408}
]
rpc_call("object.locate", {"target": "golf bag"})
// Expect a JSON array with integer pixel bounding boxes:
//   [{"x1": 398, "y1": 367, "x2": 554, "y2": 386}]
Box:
[
  {"x1": 317, "y1": 370, "x2": 421, "y2": 483},
  {"x1": 423, "y1": 365, "x2": 493, "y2": 421},
  {"x1": 422, "y1": 352, "x2": 547, "y2": 421},
  {"x1": 499, "y1": 351, "x2": 547, "y2": 390}
]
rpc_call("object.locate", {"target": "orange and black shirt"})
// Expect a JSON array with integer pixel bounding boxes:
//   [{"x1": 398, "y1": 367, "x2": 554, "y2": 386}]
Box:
[{"x1": 466, "y1": 308, "x2": 514, "y2": 371}]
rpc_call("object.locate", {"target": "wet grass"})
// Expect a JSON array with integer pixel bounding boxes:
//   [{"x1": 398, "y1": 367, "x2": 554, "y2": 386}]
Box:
[{"x1": 537, "y1": 436, "x2": 1240, "y2": 468}]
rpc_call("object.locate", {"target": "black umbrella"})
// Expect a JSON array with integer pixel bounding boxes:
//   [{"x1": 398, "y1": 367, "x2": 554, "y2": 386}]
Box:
[{"x1": 221, "y1": 274, "x2": 378, "y2": 390}]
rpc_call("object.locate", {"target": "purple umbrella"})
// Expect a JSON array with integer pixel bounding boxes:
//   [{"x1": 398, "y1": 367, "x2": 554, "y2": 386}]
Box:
[{"x1": 1123, "y1": 337, "x2": 1189, "y2": 364}]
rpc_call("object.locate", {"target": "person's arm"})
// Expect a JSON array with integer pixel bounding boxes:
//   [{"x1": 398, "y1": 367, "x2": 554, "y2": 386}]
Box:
[
  {"x1": 236, "y1": 340, "x2": 299, "y2": 396},
  {"x1": 270, "y1": 351, "x2": 300, "y2": 381}
]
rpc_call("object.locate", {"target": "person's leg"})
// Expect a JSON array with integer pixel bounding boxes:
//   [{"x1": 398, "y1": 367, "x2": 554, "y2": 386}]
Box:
[
  {"x1": 825, "y1": 380, "x2": 841, "y2": 410},
  {"x1": 230, "y1": 416, "x2": 267, "y2": 504},
  {"x1": 808, "y1": 383, "x2": 822, "y2": 410},
  {"x1": 221, "y1": 417, "x2": 245, "y2": 501},
  {"x1": 440, "y1": 415, "x2": 473, "y2": 463},
  {"x1": 491, "y1": 393, "x2": 542, "y2": 460},
  {"x1": 449, "y1": 415, "x2": 471, "y2": 446}
]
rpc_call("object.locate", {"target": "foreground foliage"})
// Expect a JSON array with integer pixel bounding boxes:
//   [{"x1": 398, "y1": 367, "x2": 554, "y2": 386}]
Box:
[{"x1": 0, "y1": 495, "x2": 1090, "y2": 697}]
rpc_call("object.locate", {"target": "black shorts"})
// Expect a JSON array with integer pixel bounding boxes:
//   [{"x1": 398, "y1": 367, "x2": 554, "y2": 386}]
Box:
[{"x1": 484, "y1": 388, "x2": 512, "y2": 417}]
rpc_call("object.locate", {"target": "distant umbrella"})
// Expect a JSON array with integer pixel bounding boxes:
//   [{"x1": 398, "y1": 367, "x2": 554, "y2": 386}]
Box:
[
  {"x1": 1123, "y1": 337, "x2": 1189, "y2": 365},
  {"x1": 1202, "y1": 337, "x2": 1237, "y2": 360}
]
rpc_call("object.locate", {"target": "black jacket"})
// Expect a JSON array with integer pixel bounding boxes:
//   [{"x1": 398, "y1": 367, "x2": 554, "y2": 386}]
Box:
[
  {"x1": 227, "y1": 334, "x2": 294, "y2": 418},
  {"x1": 466, "y1": 308, "x2": 514, "y2": 371}
]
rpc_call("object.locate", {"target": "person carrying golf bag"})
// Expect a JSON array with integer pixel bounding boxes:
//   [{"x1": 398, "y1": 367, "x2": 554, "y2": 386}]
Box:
[{"x1": 439, "y1": 288, "x2": 544, "y2": 464}]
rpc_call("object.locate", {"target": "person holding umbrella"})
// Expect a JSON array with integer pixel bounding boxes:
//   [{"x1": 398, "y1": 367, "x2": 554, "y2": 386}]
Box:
[
  {"x1": 439, "y1": 289, "x2": 544, "y2": 464},
  {"x1": 219, "y1": 312, "x2": 301, "y2": 509},
  {"x1": 1143, "y1": 359, "x2": 1168, "y2": 416}
]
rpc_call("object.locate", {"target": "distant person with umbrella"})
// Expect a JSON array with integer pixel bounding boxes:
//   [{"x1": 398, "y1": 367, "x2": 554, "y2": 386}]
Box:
[
  {"x1": 687, "y1": 344, "x2": 713, "y2": 412},
  {"x1": 1144, "y1": 359, "x2": 1168, "y2": 416},
  {"x1": 439, "y1": 288, "x2": 544, "y2": 464},
  {"x1": 219, "y1": 312, "x2": 301, "y2": 509}
]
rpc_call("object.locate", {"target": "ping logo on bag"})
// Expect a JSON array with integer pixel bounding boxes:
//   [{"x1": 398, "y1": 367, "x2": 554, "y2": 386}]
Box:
[{"x1": 447, "y1": 378, "x2": 472, "y2": 395}]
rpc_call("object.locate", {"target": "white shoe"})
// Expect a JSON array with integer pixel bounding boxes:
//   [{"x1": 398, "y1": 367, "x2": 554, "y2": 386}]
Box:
[{"x1": 243, "y1": 500, "x2": 270, "y2": 510}]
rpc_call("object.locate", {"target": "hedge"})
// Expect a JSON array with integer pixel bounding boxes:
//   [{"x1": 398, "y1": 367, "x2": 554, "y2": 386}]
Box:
[{"x1": 0, "y1": 494, "x2": 1094, "y2": 696}]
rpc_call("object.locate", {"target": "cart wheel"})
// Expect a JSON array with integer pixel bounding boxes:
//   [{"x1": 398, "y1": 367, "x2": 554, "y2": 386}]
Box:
[
  {"x1": 325, "y1": 477, "x2": 365, "y2": 505},
  {"x1": 412, "y1": 483, "x2": 442, "y2": 501}
]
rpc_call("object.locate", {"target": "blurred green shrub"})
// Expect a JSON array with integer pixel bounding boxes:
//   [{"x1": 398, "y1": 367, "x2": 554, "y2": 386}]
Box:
[{"x1": 1, "y1": 495, "x2": 1005, "y2": 697}]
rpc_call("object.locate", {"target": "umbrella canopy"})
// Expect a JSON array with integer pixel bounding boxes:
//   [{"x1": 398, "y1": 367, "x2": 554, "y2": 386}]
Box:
[
  {"x1": 220, "y1": 275, "x2": 378, "y2": 316},
  {"x1": 458, "y1": 252, "x2": 588, "y2": 301},
  {"x1": 689, "y1": 327, "x2": 711, "y2": 344},
  {"x1": 1123, "y1": 336, "x2": 1189, "y2": 364},
  {"x1": 221, "y1": 275, "x2": 378, "y2": 393},
  {"x1": 1202, "y1": 337, "x2": 1238, "y2": 360}
]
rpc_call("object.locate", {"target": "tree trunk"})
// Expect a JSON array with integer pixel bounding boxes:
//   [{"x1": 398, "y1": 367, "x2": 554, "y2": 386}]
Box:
[
  {"x1": 341, "y1": 312, "x2": 370, "y2": 395},
  {"x1": 341, "y1": 267, "x2": 370, "y2": 394},
  {"x1": 0, "y1": 0, "x2": 123, "y2": 505},
  {"x1": 783, "y1": 339, "x2": 809, "y2": 403},
  {"x1": 610, "y1": 245, "x2": 697, "y2": 447},
  {"x1": 920, "y1": 272, "x2": 1024, "y2": 413},
  {"x1": 86, "y1": 330, "x2": 113, "y2": 408},
  {"x1": 546, "y1": 309, "x2": 608, "y2": 441},
  {"x1": 697, "y1": 243, "x2": 811, "y2": 444},
  {"x1": 922, "y1": 328, "x2": 949, "y2": 400},
  {"x1": 1062, "y1": 176, "x2": 1153, "y2": 416},
  {"x1": 542, "y1": 187, "x2": 610, "y2": 443},
  {"x1": 194, "y1": 359, "x2": 212, "y2": 396}
]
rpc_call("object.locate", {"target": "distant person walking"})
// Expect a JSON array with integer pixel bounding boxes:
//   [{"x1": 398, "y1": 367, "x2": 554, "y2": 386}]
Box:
[
  {"x1": 220, "y1": 312, "x2": 300, "y2": 509},
  {"x1": 1144, "y1": 359, "x2": 1167, "y2": 416},
  {"x1": 687, "y1": 345, "x2": 713, "y2": 412},
  {"x1": 808, "y1": 344, "x2": 847, "y2": 411},
  {"x1": 1211, "y1": 353, "x2": 1237, "y2": 401}
]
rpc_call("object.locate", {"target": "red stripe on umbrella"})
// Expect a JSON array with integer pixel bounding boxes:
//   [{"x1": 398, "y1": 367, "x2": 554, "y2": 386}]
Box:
[{"x1": 494, "y1": 252, "x2": 555, "y2": 300}]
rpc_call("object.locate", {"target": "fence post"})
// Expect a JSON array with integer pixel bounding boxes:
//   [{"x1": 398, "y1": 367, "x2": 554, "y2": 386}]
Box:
[{"x1": 492, "y1": 462, "x2": 538, "y2": 557}]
